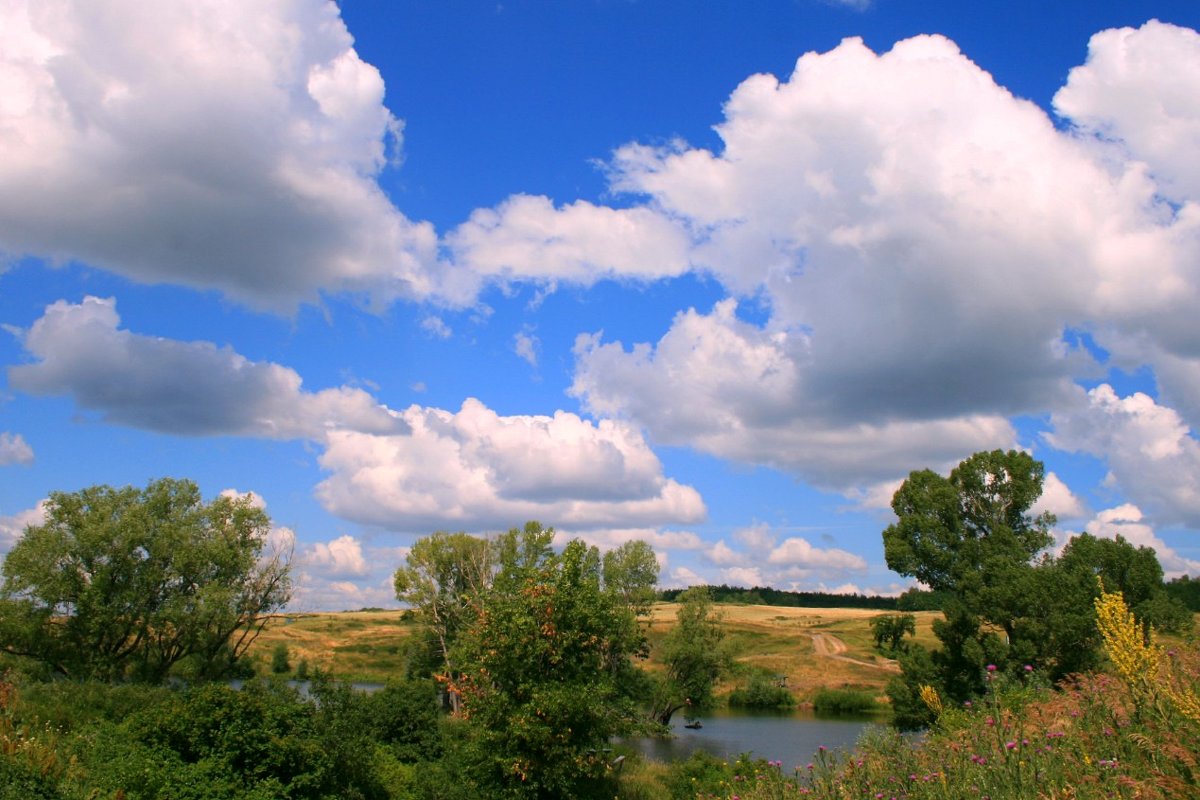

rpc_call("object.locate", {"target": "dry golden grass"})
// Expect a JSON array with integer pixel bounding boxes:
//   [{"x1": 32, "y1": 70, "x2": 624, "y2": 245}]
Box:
[
  {"x1": 646, "y1": 603, "x2": 938, "y2": 702},
  {"x1": 243, "y1": 603, "x2": 937, "y2": 698},
  {"x1": 245, "y1": 610, "x2": 414, "y2": 681}
]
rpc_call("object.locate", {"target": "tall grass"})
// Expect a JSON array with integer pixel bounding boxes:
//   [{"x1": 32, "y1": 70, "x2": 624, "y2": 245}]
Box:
[
  {"x1": 809, "y1": 687, "x2": 877, "y2": 715},
  {"x1": 695, "y1": 590, "x2": 1200, "y2": 799}
]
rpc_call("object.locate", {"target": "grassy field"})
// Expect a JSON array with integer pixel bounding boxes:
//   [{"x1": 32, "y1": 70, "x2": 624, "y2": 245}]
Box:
[{"x1": 245, "y1": 603, "x2": 940, "y2": 702}]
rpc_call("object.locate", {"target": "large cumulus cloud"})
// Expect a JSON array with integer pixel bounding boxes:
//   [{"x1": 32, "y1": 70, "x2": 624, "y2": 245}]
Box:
[
  {"x1": 316, "y1": 398, "x2": 707, "y2": 532},
  {"x1": 0, "y1": 0, "x2": 442, "y2": 310},
  {"x1": 556, "y1": 24, "x2": 1200, "y2": 493}
]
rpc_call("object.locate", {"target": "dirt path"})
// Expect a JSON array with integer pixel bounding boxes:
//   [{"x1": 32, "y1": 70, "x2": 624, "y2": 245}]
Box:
[{"x1": 810, "y1": 632, "x2": 900, "y2": 672}]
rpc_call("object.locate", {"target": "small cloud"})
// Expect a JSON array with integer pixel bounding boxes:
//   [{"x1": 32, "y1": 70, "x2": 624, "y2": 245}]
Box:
[
  {"x1": 421, "y1": 316, "x2": 452, "y2": 339},
  {"x1": 0, "y1": 500, "x2": 48, "y2": 552},
  {"x1": 0, "y1": 433, "x2": 33, "y2": 466},
  {"x1": 303, "y1": 534, "x2": 370, "y2": 578},
  {"x1": 219, "y1": 488, "x2": 267, "y2": 509},
  {"x1": 705, "y1": 539, "x2": 745, "y2": 566},
  {"x1": 720, "y1": 566, "x2": 764, "y2": 587},
  {"x1": 1032, "y1": 471, "x2": 1086, "y2": 521},
  {"x1": 514, "y1": 330, "x2": 539, "y2": 367}
]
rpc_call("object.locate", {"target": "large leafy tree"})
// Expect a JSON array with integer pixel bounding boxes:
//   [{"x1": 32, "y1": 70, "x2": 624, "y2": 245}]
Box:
[
  {"x1": 649, "y1": 586, "x2": 729, "y2": 726},
  {"x1": 883, "y1": 449, "x2": 1054, "y2": 628},
  {"x1": 0, "y1": 478, "x2": 291, "y2": 682},
  {"x1": 449, "y1": 522, "x2": 653, "y2": 799},
  {"x1": 883, "y1": 451, "x2": 1188, "y2": 727},
  {"x1": 393, "y1": 530, "x2": 494, "y2": 689}
]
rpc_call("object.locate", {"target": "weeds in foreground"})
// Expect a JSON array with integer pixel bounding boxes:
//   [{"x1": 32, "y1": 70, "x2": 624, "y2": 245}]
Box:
[{"x1": 683, "y1": 590, "x2": 1199, "y2": 800}]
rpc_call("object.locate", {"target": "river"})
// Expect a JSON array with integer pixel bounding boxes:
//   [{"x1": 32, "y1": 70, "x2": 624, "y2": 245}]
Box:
[
  {"x1": 231, "y1": 680, "x2": 879, "y2": 766},
  {"x1": 635, "y1": 708, "x2": 880, "y2": 766}
]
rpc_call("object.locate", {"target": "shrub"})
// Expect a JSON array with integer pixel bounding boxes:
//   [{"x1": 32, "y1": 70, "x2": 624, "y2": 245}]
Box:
[
  {"x1": 728, "y1": 674, "x2": 796, "y2": 709},
  {"x1": 271, "y1": 643, "x2": 291, "y2": 674},
  {"x1": 811, "y1": 687, "x2": 877, "y2": 715}
]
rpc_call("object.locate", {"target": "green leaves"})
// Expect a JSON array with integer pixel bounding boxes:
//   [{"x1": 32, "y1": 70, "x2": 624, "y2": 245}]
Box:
[
  {"x1": 440, "y1": 522, "x2": 652, "y2": 799},
  {"x1": 0, "y1": 478, "x2": 291, "y2": 682}
]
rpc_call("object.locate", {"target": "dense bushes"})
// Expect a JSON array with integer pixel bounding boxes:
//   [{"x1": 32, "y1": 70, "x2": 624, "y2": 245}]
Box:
[
  {"x1": 727, "y1": 674, "x2": 796, "y2": 709},
  {"x1": 0, "y1": 675, "x2": 447, "y2": 800}
]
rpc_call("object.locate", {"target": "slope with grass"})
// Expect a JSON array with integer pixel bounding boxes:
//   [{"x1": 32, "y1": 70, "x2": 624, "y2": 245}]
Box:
[{"x1": 245, "y1": 603, "x2": 939, "y2": 703}]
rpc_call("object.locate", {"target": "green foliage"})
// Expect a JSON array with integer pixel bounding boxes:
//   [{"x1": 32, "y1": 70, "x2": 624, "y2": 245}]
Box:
[
  {"x1": 883, "y1": 449, "x2": 1054, "y2": 603},
  {"x1": 811, "y1": 687, "x2": 878, "y2": 715},
  {"x1": 271, "y1": 642, "x2": 291, "y2": 674},
  {"x1": 0, "y1": 478, "x2": 291, "y2": 683},
  {"x1": 663, "y1": 750, "x2": 731, "y2": 800},
  {"x1": 651, "y1": 586, "x2": 730, "y2": 726},
  {"x1": 393, "y1": 530, "x2": 494, "y2": 686},
  {"x1": 869, "y1": 613, "x2": 916, "y2": 652},
  {"x1": 1166, "y1": 574, "x2": 1200, "y2": 612},
  {"x1": 882, "y1": 451, "x2": 1190, "y2": 721},
  {"x1": 727, "y1": 673, "x2": 796, "y2": 709},
  {"x1": 451, "y1": 522, "x2": 651, "y2": 799},
  {"x1": 602, "y1": 539, "x2": 660, "y2": 612}
]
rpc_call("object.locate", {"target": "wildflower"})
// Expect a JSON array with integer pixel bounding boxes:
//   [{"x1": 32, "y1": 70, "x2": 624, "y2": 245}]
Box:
[
  {"x1": 964, "y1": 700, "x2": 972, "y2": 708},
  {"x1": 918, "y1": 684, "x2": 943, "y2": 715},
  {"x1": 1005, "y1": 741, "x2": 1017, "y2": 750},
  {"x1": 1024, "y1": 664, "x2": 1033, "y2": 672},
  {"x1": 1094, "y1": 589, "x2": 1161, "y2": 688},
  {"x1": 986, "y1": 664, "x2": 997, "y2": 672}
]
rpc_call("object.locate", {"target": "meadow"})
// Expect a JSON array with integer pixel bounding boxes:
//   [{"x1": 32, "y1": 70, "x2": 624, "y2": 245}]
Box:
[{"x1": 245, "y1": 603, "x2": 942, "y2": 705}]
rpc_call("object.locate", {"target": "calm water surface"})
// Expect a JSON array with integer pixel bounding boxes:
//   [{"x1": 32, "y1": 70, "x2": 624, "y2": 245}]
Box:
[{"x1": 636, "y1": 709, "x2": 880, "y2": 766}]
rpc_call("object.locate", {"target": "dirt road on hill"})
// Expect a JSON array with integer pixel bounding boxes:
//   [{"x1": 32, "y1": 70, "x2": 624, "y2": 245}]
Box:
[{"x1": 810, "y1": 632, "x2": 900, "y2": 672}]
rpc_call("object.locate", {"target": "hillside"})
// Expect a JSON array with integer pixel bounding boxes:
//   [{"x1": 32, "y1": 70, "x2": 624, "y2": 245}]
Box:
[{"x1": 246, "y1": 603, "x2": 941, "y2": 703}]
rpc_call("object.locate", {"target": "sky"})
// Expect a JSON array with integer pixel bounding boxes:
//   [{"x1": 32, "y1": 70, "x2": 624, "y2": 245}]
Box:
[{"x1": 3, "y1": 0, "x2": 1200, "y2": 611}]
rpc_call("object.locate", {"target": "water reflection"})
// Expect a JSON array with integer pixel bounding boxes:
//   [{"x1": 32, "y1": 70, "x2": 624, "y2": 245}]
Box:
[{"x1": 635, "y1": 709, "x2": 880, "y2": 766}]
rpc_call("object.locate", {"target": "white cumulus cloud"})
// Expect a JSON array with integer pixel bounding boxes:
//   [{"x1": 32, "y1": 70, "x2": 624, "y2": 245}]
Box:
[
  {"x1": 0, "y1": 499, "x2": 47, "y2": 552},
  {"x1": 315, "y1": 398, "x2": 706, "y2": 532},
  {"x1": 1056, "y1": 20, "x2": 1200, "y2": 201},
  {"x1": 0, "y1": 0, "x2": 444, "y2": 310},
  {"x1": 8, "y1": 297, "x2": 406, "y2": 440},
  {"x1": 1046, "y1": 384, "x2": 1200, "y2": 526},
  {"x1": 1083, "y1": 504, "x2": 1200, "y2": 579},
  {"x1": 572, "y1": 300, "x2": 1019, "y2": 492}
]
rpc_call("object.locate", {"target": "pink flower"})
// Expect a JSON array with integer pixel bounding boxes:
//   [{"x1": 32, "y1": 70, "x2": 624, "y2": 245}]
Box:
[{"x1": 986, "y1": 664, "x2": 997, "y2": 672}]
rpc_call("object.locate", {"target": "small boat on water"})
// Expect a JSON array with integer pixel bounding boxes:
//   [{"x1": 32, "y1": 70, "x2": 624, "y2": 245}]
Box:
[{"x1": 683, "y1": 720, "x2": 703, "y2": 729}]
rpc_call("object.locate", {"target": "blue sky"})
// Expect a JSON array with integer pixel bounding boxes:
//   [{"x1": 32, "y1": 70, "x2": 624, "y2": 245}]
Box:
[{"x1": 3, "y1": 0, "x2": 1200, "y2": 610}]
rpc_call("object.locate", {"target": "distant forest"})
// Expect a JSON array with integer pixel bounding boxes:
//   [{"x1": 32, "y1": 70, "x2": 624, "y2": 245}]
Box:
[
  {"x1": 662, "y1": 575, "x2": 1200, "y2": 613},
  {"x1": 657, "y1": 584, "x2": 944, "y2": 611}
]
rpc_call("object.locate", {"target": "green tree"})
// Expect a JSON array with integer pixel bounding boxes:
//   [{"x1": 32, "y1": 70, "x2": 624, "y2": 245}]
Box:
[
  {"x1": 650, "y1": 586, "x2": 729, "y2": 726},
  {"x1": 393, "y1": 531, "x2": 494, "y2": 685},
  {"x1": 271, "y1": 642, "x2": 291, "y2": 674},
  {"x1": 450, "y1": 522, "x2": 650, "y2": 799},
  {"x1": 1166, "y1": 574, "x2": 1200, "y2": 612},
  {"x1": 884, "y1": 449, "x2": 1054, "y2": 633},
  {"x1": 601, "y1": 539, "x2": 659, "y2": 613},
  {"x1": 1058, "y1": 532, "x2": 1192, "y2": 634},
  {"x1": 869, "y1": 613, "x2": 916, "y2": 652},
  {"x1": 883, "y1": 451, "x2": 1053, "y2": 712},
  {"x1": 0, "y1": 478, "x2": 291, "y2": 682}
]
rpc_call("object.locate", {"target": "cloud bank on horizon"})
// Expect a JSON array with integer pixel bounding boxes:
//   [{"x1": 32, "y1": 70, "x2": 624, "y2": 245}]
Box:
[{"x1": 2, "y1": 1, "x2": 1199, "y2": 609}]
